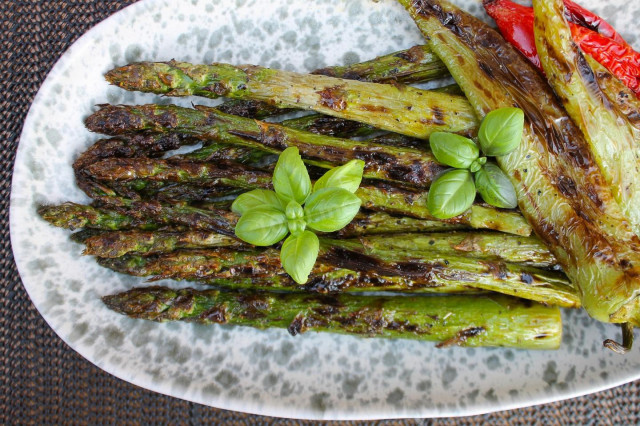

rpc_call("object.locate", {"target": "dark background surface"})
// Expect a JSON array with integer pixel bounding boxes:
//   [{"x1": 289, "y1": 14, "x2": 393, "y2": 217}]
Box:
[{"x1": 2, "y1": 1, "x2": 639, "y2": 423}]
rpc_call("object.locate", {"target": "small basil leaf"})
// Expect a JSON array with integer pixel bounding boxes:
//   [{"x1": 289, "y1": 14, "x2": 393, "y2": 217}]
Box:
[
  {"x1": 273, "y1": 147, "x2": 311, "y2": 204},
  {"x1": 429, "y1": 132, "x2": 479, "y2": 169},
  {"x1": 469, "y1": 157, "x2": 487, "y2": 173},
  {"x1": 280, "y1": 230, "x2": 320, "y2": 284},
  {"x1": 234, "y1": 206, "x2": 289, "y2": 246},
  {"x1": 285, "y1": 200, "x2": 304, "y2": 220},
  {"x1": 478, "y1": 107, "x2": 524, "y2": 156},
  {"x1": 304, "y1": 188, "x2": 361, "y2": 232},
  {"x1": 474, "y1": 163, "x2": 518, "y2": 209},
  {"x1": 427, "y1": 169, "x2": 476, "y2": 219},
  {"x1": 231, "y1": 189, "x2": 283, "y2": 216},
  {"x1": 287, "y1": 218, "x2": 307, "y2": 235},
  {"x1": 313, "y1": 159, "x2": 365, "y2": 193}
]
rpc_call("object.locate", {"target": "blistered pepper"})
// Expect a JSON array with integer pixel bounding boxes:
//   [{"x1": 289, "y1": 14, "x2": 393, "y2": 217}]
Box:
[{"x1": 483, "y1": 0, "x2": 640, "y2": 96}]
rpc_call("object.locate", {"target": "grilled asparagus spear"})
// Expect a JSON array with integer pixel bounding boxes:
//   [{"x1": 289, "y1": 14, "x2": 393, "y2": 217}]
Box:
[
  {"x1": 84, "y1": 104, "x2": 445, "y2": 188},
  {"x1": 37, "y1": 201, "x2": 236, "y2": 235},
  {"x1": 352, "y1": 232, "x2": 557, "y2": 268},
  {"x1": 105, "y1": 62, "x2": 478, "y2": 138},
  {"x1": 79, "y1": 155, "x2": 531, "y2": 235},
  {"x1": 103, "y1": 287, "x2": 562, "y2": 349},
  {"x1": 83, "y1": 230, "x2": 245, "y2": 258},
  {"x1": 311, "y1": 44, "x2": 448, "y2": 84},
  {"x1": 278, "y1": 84, "x2": 462, "y2": 139},
  {"x1": 399, "y1": 0, "x2": 640, "y2": 325},
  {"x1": 215, "y1": 44, "x2": 451, "y2": 119},
  {"x1": 38, "y1": 201, "x2": 472, "y2": 236},
  {"x1": 82, "y1": 228, "x2": 555, "y2": 268},
  {"x1": 85, "y1": 158, "x2": 273, "y2": 189},
  {"x1": 533, "y1": 0, "x2": 640, "y2": 237},
  {"x1": 73, "y1": 133, "x2": 200, "y2": 171},
  {"x1": 338, "y1": 211, "x2": 468, "y2": 236},
  {"x1": 97, "y1": 246, "x2": 577, "y2": 307}
]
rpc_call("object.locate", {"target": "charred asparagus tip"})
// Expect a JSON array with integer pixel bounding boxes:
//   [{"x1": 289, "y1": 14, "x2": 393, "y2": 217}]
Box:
[{"x1": 603, "y1": 323, "x2": 634, "y2": 354}]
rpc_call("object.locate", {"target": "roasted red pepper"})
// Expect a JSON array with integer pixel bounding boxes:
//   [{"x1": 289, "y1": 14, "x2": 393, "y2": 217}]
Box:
[
  {"x1": 483, "y1": 0, "x2": 640, "y2": 96},
  {"x1": 563, "y1": 0, "x2": 627, "y2": 46}
]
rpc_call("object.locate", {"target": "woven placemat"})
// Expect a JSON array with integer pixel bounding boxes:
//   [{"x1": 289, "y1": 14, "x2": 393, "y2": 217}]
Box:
[{"x1": 1, "y1": 1, "x2": 639, "y2": 424}]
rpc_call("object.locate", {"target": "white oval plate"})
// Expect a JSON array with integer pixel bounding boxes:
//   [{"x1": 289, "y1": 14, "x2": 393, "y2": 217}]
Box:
[{"x1": 11, "y1": 0, "x2": 640, "y2": 420}]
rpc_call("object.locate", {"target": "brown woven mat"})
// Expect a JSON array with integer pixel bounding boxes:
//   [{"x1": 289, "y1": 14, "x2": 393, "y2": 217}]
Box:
[{"x1": 1, "y1": 1, "x2": 639, "y2": 423}]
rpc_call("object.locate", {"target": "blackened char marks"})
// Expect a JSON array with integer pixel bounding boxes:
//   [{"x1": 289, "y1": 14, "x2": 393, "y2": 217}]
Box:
[
  {"x1": 85, "y1": 105, "x2": 147, "y2": 135},
  {"x1": 199, "y1": 305, "x2": 227, "y2": 323},
  {"x1": 288, "y1": 314, "x2": 305, "y2": 336},
  {"x1": 575, "y1": 52, "x2": 614, "y2": 111},
  {"x1": 556, "y1": 175, "x2": 577, "y2": 198},
  {"x1": 202, "y1": 82, "x2": 230, "y2": 96},
  {"x1": 478, "y1": 61, "x2": 495, "y2": 79},
  {"x1": 436, "y1": 326, "x2": 486, "y2": 348},
  {"x1": 317, "y1": 86, "x2": 347, "y2": 111},
  {"x1": 237, "y1": 294, "x2": 270, "y2": 319},
  {"x1": 395, "y1": 45, "x2": 427, "y2": 64},
  {"x1": 432, "y1": 106, "x2": 445, "y2": 125},
  {"x1": 385, "y1": 160, "x2": 442, "y2": 186},
  {"x1": 359, "y1": 104, "x2": 389, "y2": 113},
  {"x1": 414, "y1": 1, "x2": 465, "y2": 38}
]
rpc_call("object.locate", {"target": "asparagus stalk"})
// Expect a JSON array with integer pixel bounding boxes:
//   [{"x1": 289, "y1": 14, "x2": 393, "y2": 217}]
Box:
[
  {"x1": 97, "y1": 247, "x2": 578, "y2": 307},
  {"x1": 85, "y1": 104, "x2": 446, "y2": 188},
  {"x1": 311, "y1": 44, "x2": 448, "y2": 84},
  {"x1": 82, "y1": 227, "x2": 554, "y2": 267},
  {"x1": 37, "y1": 201, "x2": 236, "y2": 234},
  {"x1": 399, "y1": 0, "x2": 640, "y2": 325},
  {"x1": 213, "y1": 44, "x2": 451, "y2": 119},
  {"x1": 278, "y1": 84, "x2": 463, "y2": 139},
  {"x1": 349, "y1": 232, "x2": 557, "y2": 268},
  {"x1": 105, "y1": 62, "x2": 478, "y2": 139},
  {"x1": 103, "y1": 287, "x2": 562, "y2": 349},
  {"x1": 175, "y1": 141, "x2": 277, "y2": 167},
  {"x1": 338, "y1": 211, "x2": 469, "y2": 236},
  {"x1": 73, "y1": 133, "x2": 200, "y2": 171},
  {"x1": 356, "y1": 184, "x2": 531, "y2": 235},
  {"x1": 38, "y1": 201, "x2": 471, "y2": 236},
  {"x1": 79, "y1": 155, "x2": 530, "y2": 235},
  {"x1": 85, "y1": 158, "x2": 273, "y2": 189},
  {"x1": 83, "y1": 230, "x2": 244, "y2": 258}
]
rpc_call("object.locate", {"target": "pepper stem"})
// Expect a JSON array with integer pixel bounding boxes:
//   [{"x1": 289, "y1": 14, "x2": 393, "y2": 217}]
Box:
[{"x1": 603, "y1": 323, "x2": 634, "y2": 354}]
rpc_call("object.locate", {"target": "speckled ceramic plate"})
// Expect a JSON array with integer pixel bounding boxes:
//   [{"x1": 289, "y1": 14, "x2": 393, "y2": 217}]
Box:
[{"x1": 10, "y1": 0, "x2": 640, "y2": 420}]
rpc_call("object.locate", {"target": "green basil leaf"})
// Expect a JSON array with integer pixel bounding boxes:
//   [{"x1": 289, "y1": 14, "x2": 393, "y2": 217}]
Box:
[
  {"x1": 285, "y1": 200, "x2": 304, "y2": 220},
  {"x1": 313, "y1": 159, "x2": 365, "y2": 193},
  {"x1": 474, "y1": 163, "x2": 518, "y2": 209},
  {"x1": 231, "y1": 189, "x2": 283, "y2": 216},
  {"x1": 478, "y1": 107, "x2": 524, "y2": 156},
  {"x1": 287, "y1": 218, "x2": 307, "y2": 235},
  {"x1": 273, "y1": 147, "x2": 311, "y2": 204},
  {"x1": 429, "y1": 132, "x2": 479, "y2": 169},
  {"x1": 427, "y1": 169, "x2": 476, "y2": 219},
  {"x1": 280, "y1": 230, "x2": 319, "y2": 284},
  {"x1": 469, "y1": 156, "x2": 487, "y2": 173},
  {"x1": 304, "y1": 187, "x2": 361, "y2": 232},
  {"x1": 234, "y1": 206, "x2": 289, "y2": 246}
]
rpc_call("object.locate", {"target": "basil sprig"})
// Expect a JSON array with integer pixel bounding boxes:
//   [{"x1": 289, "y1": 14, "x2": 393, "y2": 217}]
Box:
[
  {"x1": 232, "y1": 147, "x2": 364, "y2": 284},
  {"x1": 427, "y1": 107, "x2": 524, "y2": 219}
]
